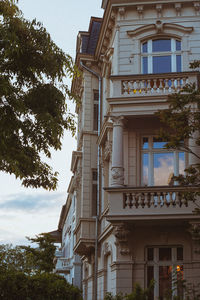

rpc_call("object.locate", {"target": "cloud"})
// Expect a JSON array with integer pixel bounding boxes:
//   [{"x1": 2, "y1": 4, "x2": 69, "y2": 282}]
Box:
[{"x1": 0, "y1": 191, "x2": 65, "y2": 213}]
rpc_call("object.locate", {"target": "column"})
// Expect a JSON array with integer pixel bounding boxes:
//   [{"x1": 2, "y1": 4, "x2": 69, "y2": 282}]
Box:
[{"x1": 111, "y1": 116, "x2": 124, "y2": 186}]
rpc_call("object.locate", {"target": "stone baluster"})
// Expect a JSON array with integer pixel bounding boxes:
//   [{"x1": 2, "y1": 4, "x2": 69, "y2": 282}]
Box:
[
  {"x1": 171, "y1": 78, "x2": 175, "y2": 92},
  {"x1": 111, "y1": 116, "x2": 125, "y2": 186}
]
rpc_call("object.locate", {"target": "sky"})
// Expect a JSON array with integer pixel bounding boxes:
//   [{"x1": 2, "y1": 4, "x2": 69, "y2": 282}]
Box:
[{"x1": 0, "y1": 0, "x2": 103, "y2": 245}]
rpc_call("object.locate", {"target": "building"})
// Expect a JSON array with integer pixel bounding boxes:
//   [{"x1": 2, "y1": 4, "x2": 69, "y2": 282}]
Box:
[
  {"x1": 58, "y1": 0, "x2": 200, "y2": 299},
  {"x1": 53, "y1": 177, "x2": 82, "y2": 289}
]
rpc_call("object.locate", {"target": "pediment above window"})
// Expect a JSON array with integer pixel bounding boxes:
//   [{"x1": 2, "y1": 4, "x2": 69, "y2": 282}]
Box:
[{"x1": 127, "y1": 21, "x2": 193, "y2": 39}]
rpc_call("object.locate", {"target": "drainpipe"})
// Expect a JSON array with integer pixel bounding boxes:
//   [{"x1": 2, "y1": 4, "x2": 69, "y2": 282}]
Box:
[{"x1": 80, "y1": 61, "x2": 102, "y2": 300}]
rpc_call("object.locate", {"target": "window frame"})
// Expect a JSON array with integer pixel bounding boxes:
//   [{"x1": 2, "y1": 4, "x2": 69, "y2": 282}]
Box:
[
  {"x1": 141, "y1": 135, "x2": 185, "y2": 186},
  {"x1": 146, "y1": 246, "x2": 184, "y2": 299},
  {"x1": 141, "y1": 38, "x2": 182, "y2": 74}
]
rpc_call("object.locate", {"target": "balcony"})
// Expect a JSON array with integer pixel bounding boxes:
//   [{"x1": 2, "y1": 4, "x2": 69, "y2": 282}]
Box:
[
  {"x1": 110, "y1": 71, "x2": 199, "y2": 98},
  {"x1": 55, "y1": 257, "x2": 73, "y2": 274},
  {"x1": 105, "y1": 186, "x2": 200, "y2": 223},
  {"x1": 74, "y1": 218, "x2": 96, "y2": 256}
]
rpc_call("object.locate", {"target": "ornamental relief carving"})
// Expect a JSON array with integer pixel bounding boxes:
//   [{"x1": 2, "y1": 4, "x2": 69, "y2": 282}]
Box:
[
  {"x1": 74, "y1": 166, "x2": 82, "y2": 189},
  {"x1": 111, "y1": 167, "x2": 124, "y2": 186},
  {"x1": 103, "y1": 140, "x2": 112, "y2": 161},
  {"x1": 114, "y1": 224, "x2": 131, "y2": 256}
]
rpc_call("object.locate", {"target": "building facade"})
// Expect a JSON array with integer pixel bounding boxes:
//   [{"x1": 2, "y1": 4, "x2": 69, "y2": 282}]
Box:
[
  {"x1": 59, "y1": 0, "x2": 200, "y2": 299},
  {"x1": 53, "y1": 177, "x2": 82, "y2": 289}
]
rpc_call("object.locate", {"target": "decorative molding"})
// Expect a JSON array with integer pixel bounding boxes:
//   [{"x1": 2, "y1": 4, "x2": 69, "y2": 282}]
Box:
[
  {"x1": 118, "y1": 7, "x2": 125, "y2": 20},
  {"x1": 73, "y1": 166, "x2": 82, "y2": 189},
  {"x1": 104, "y1": 140, "x2": 112, "y2": 161},
  {"x1": 137, "y1": 5, "x2": 144, "y2": 20},
  {"x1": 111, "y1": 167, "x2": 124, "y2": 186},
  {"x1": 111, "y1": 115, "x2": 124, "y2": 127},
  {"x1": 103, "y1": 242, "x2": 112, "y2": 256},
  {"x1": 194, "y1": 1, "x2": 200, "y2": 15},
  {"x1": 175, "y1": 3, "x2": 182, "y2": 16},
  {"x1": 127, "y1": 22, "x2": 193, "y2": 38},
  {"x1": 114, "y1": 224, "x2": 131, "y2": 256},
  {"x1": 156, "y1": 4, "x2": 163, "y2": 18}
]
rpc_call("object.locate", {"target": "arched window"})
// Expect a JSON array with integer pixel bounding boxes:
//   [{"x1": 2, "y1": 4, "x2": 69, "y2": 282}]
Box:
[{"x1": 142, "y1": 38, "x2": 182, "y2": 74}]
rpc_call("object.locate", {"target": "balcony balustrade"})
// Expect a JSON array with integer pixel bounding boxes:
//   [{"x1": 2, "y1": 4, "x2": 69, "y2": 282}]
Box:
[
  {"x1": 105, "y1": 186, "x2": 200, "y2": 222},
  {"x1": 55, "y1": 257, "x2": 72, "y2": 274},
  {"x1": 110, "y1": 72, "x2": 199, "y2": 98}
]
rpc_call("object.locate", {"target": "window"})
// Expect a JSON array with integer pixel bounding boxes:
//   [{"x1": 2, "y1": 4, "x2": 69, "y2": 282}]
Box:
[
  {"x1": 142, "y1": 136, "x2": 185, "y2": 186},
  {"x1": 91, "y1": 170, "x2": 97, "y2": 216},
  {"x1": 93, "y1": 91, "x2": 99, "y2": 131},
  {"x1": 147, "y1": 246, "x2": 183, "y2": 300},
  {"x1": 142, "y1": 39, "x2": 182, "y2": 74}
]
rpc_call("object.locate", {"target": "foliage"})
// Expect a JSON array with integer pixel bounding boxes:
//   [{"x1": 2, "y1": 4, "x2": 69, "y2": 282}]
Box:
[
  {"x1": 0, "y1": 0, "x2": 79, "y2": 190},
  {"x1": 0, "y1": 243, "x2": 33, "y2": 274},
  {"x1": 0, "y1": 272, "x2": 82, "y2": 300},
  {"x1": 156, "y1": 61, "x2": 200, "y2": 211},
  {"x1": 21, "y1": 233, "x2": 57, "y2": 274},
  {"x1": 0, "y1": 233, "x2": 56, "y2": 275},
  {"x1": 104, "y1": 281, "x2": 154, "y2": 300}
]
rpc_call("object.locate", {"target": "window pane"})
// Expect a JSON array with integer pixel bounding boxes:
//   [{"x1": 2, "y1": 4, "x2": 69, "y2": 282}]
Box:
[
  {"x1": 147, "y1": 266, "x2": 154, "y2": 300},
  {"x1": 147, "y1": 248, "x2": 154, "y2": 261},
  {"x1": 159, "y1": 266, "x2": 172, "y2": 300},
  {"x1": 153, "y1": 56, "x2": 171, "y2": 73},
  {"x1": 142, "y1": 153, "x2": 149, "y2": 185},
  {"x1": 152, "y1": 39, "x2": 171, "y2": 52},
  {"x1": 153, "y1": 137, "x2": 167, "y2": 149},
  {"x1": 176, "y1": 55, "x2": 182, "y2": 72},
  {"x1": 159, "y1": 248, "x2": 171, "y2": 260},
  {"x1": 179, "y1": 152, "x2": 185, "y2": 175},
  {"x1": 142, "y1": 42, "x2": 148, "y2": 53},
  {"x1": 142, "y1": 57, "x2": 148, "y2": 74},
  {"x1": 93, "y1": 103, "x2": 98, "y2": 131},
  {"x1": 176, "y1": 40, "x2": 181, "y2": 51},
  {"x1": 177, "y1": 247, "x2": 183, "y2": 261},
  {"x1": 142, "y1": 137, "x2": 149, "y2": 149},
  {"x1": 154, "y1": 153, "x2": 174, "y2": 185}
]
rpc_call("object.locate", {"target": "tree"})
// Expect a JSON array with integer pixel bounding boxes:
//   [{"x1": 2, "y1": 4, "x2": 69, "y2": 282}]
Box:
[
  {"x1": 0, "y1": 0, "x2": 79, "y2": 190},
  {"x1": 0, "y1": 233, "x2": 56, "y2": 275},
  {"x1": 0, "y1": 272, "x2": 82, "y2": 300},
  {"x1": 21, "y1": 233, "x2": 56, "y2": 274},
  {"x1": 156, "y1": 61, "x2": 200, "y2": 237}
]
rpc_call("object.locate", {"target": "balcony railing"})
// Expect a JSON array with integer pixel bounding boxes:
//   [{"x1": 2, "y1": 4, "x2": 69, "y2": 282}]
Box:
[
  {"x1": 110, "y1": 72, "x2": 199, "y2": 98},
  {"x1": 55, "y1": 257, "x2": 72, "y2": 274},
  {"x1": 105, "y1": 186, "x2": 200, "y2": 221}
]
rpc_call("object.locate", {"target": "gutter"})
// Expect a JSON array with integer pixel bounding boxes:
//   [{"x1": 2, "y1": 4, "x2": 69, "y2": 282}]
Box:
[{"x1": 80, "y1": 61, "x2": 102, "y2": 300}]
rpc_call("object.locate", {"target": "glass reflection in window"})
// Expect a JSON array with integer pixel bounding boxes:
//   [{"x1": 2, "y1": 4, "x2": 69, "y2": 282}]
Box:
[{"x1": 142, "y1": 136, "x2": 185, "y2": 186}]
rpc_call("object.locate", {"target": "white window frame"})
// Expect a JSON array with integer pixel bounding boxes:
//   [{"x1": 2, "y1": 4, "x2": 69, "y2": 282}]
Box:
[
  {"x1": 141, "y1": 136, "x2": 185, "y2": 186},
  {"x1": 141, "y1": 38, "x2": 182, "y2": 74}
]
